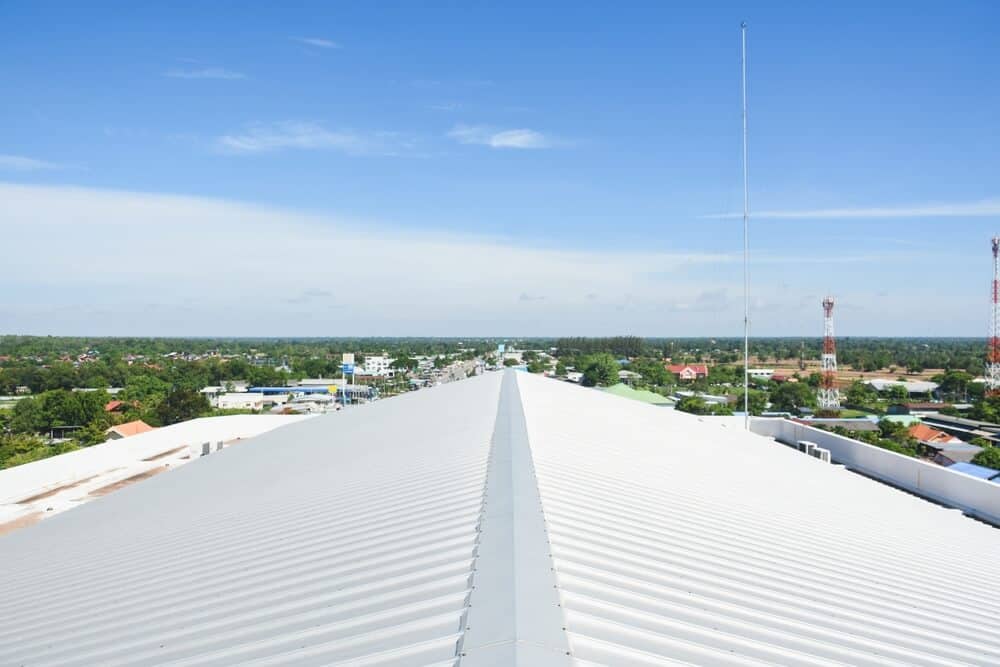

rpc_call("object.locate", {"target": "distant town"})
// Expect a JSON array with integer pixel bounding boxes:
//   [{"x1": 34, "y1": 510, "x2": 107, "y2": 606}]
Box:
[{"x1": 2, "y1": 334, "x2": 998, "y2": 483}]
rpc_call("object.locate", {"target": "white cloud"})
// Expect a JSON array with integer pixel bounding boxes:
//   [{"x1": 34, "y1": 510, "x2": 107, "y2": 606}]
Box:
[
  {"x1": 0, "y1": 154, "x2": 64, "y2": 171},
  {"x1": 293, "y1": 37, "x2": 340, "y2": 49},
  {"x1": 703, "y1": 199, "x2": 1000, "y2": 220},
  {"x1": 215, "y1": 122, "x2": 405, "y2": 155},
  {"x1": 448, "y1": 124, "x2": 553, "y2": 149},
  {"x1": 0, "y1": 182, "x2": 746, "y2": 336},
  {"x1": 164, "y1": 67, "x2": 247, "y2": 80},
  {"x1": 2, "y1": 183, "x2": 983, "y2": 336}
]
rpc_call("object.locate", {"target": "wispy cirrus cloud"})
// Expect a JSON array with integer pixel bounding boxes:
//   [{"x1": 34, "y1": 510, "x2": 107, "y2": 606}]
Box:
[
  {"x1": 216, "y1": 121, "x2": 411, "y2": 156},
  {"x1": 0, "y1": 154, "x2": 65, "y2": 171},
  {"x1": 448, "y1": 124, "x2": 554, "y2": 149},
  {"x1": 293, "y1": 37, "x2": 340, "y2": 49},
  {"x1": 702, "y1": 199, "x2": 1000, "y2": 220},
  {"x1": 164, "y1": 67, "x2": 247, "y2": 80}
]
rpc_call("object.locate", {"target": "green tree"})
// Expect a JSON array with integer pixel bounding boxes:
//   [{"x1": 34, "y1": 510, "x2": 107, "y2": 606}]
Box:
[
  {"x1": 390, "y1": 357, "x2": 418, "y2": 371},
  {"x1": 503, "y1": 358, "x2": 519, "y2": 367},
  {"x1": 845, "y1": 380, "x2": 877, "y2": 406},
  {"x1": 156, "y1": 387, "x2": 210, "y2": 426},
  {"x1": 676, "y1": 395, "x2": 709, "y2": 415},
  {"x1": 0, "y1": 433, "x2": 79, "y2": 469},
  {"x1": 884, "y1": 384, "x2": 909, "y2": 401},
  {"x1": 933, "y1": 370, "x2": 973, "y2": 399},
  {"x1": 580, "y1": 353, "x2": 619, "y2": 387},
  {"x1": 770, "y1": 382, "x2": 817, "y2": 413},
  {"x1": 969, "y1": 396, "x2": 1000, "y2": 423},
  {"x1": 9, "y1": 396, "x2": 45, "y2": 433},
  {"x1": 734, "y1": 389, "x2": 767, "y2": 415},
  {"x1": 971, "y1": 446, "x2": 1000, "y2": 471},
  {"x1": 877, "y1": 418, "x2": 907, "y2": 439}
]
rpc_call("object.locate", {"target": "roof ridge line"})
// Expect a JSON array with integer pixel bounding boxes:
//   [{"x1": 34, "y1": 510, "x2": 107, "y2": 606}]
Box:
[{"x1": 457, "y1": 371, "x2": 573, "y2": 665}]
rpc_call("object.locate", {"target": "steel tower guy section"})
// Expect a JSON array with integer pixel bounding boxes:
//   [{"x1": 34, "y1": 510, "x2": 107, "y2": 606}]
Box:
[
  {"x1": 818, "y1": 296, "x2": 840, "y2": 410},
  {"x1": 987, "y1": 238, "x2": 1000, "y2": 396}
]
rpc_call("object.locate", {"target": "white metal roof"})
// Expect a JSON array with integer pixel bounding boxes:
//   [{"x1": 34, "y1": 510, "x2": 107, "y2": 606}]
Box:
[
  {"x1": 2, "y1": 371, "x2": 1000, "y2": 666},
  {"x1": 866, "y1": 378, "x2": 940, "y2": 393}
]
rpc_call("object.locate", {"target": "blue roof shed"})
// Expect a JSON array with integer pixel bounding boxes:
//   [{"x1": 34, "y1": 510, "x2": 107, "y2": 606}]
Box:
[{"x1": 947, "y1": 462, "x2": 1000, "y2": 482}]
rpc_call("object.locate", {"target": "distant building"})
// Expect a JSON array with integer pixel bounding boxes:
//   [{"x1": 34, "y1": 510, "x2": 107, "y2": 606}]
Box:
[
  {"x1": 361, "y1": 355, "x2": 396, "y2": 377},
  {"x1": 673, "y1": 390, "x2": 729, "y2": 405},
  {"x1": 865, "y1": 379, "x2": 939, "y2": 395},
  {"x1": 908, "y1": 423, "x2": 962, "y2": 446},
  {"x1": 216, "y1": 393, "x2": 265, "y2": 411},
  {"x1": 617, "y1": 369, "x2": 641, "y2": 385},
  {"x1": 927, "y1": 442, "x2": 984, "y2": 466},
  {"x1": 199, "y1": 386, "x2": 225, "y2": 401},
  {"x1": 748, "y1": 368, "x2": 774, "y2": 380},
  {"x1": 667, "y1": 364, "x2": 708, "y2": 381},
  {"x1": 106, "y1": 420, "x2": 155, "y2": 440},
  {"x1": 887, "y1": 402, "x2": 952, "y2": 415}
]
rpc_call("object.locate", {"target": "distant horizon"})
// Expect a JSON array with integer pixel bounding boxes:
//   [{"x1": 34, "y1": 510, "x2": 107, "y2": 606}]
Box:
[{"x1": 0, "y1": 333, "x2": 989, "y2": 342}]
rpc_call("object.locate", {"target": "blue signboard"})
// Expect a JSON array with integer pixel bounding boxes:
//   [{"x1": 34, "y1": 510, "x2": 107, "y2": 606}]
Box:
[{"x1": 341, "y1": 363, "x2": 355, "y2": 375}]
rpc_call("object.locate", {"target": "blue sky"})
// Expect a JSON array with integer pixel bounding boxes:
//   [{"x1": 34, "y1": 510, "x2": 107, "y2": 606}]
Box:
[{"x1": 1, "y1": 1, "x2": 998, "y2": 336}]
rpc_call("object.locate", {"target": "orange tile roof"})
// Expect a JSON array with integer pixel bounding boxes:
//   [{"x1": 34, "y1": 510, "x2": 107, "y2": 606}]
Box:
[
  {"x1": 106, "y1": 420, "x2": 155, "y2": 438},
  {"x1": 908, "y1": 423, "x2": 956, "y2": 444},
  {"x1": 667, "y1": 364, "x2": 708, "y2": 375}
]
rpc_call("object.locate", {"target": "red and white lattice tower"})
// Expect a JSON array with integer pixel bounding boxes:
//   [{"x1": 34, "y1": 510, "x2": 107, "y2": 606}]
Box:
[
  {"x1": 818, "y1": 296, "x2": 840, "y2": 409},
  {"x1": 987, "y1": 238, "x2": 1000, "y2": 396}
]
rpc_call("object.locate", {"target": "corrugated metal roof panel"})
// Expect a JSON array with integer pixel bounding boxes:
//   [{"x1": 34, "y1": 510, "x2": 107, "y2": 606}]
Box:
[
  {"x1": 515, "y1": 372, "x2": 1000, "y2": 666},
  {"x1": 3, "y1": 370, "x2": 1000, "y2": 666},
  {"x1": 0, "y1": 374, "x2": 504, "y2": 667}
]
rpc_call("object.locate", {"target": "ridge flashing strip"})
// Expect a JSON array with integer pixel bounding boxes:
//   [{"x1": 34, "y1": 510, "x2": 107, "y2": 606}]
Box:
[{"x1": 458, "y1": 371, "x2": 572, "y2": 665}]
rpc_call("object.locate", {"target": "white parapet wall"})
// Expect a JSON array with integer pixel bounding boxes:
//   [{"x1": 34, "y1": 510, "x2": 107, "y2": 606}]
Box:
[
  {"x1": 0, "y1": 414, "x2": 313, "y2": 506},
  {"x1": 751, "y1": 417, "x2": 1000, "y2": 525}
]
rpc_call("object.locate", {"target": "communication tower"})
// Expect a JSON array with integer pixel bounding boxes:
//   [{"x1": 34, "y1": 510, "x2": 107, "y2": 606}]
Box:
[
  {"x1": 987, "y1": 238, "x2": 1000, "y2": 396},
  {"x1": 818, "y1": 296, "x2": 840, "y2": 410}
]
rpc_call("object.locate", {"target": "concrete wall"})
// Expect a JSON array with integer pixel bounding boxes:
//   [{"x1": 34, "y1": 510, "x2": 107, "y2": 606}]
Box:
[{"x1": 751, "y1": 418, "x2": 1000, "y2": 526}]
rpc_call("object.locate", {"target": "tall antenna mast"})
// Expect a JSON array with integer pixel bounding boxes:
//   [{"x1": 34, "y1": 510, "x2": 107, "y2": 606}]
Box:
[
  {"x1": 741, "y1": 21, "x2": 750, "y2": 428},
  {"x1": 987, "y1": 237, "x2": 1000, "y2": 396}
]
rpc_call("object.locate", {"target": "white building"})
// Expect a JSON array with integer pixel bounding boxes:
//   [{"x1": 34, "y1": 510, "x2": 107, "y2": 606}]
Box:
[
  {"x1": 865, "y1": 378, "x2": 940, "y2": 395},
  {"x1": 361, "y1": 354, "x2": 395, "y2": 377},
  {"x1": 215, "y1": 392, "x2": 264, "y2": 411},
  {"x1": 199, "y1": 386, "x2": 225, "y2": 401},
  {"x1": 748, "y1": 368, "x2": 775, "y2": 380}
]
